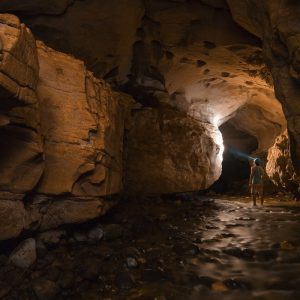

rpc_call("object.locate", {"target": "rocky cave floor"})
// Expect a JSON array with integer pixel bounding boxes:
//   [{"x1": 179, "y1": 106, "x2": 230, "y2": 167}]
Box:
[{"x1": 1, "y1": 195, "x2": 300, "y2": 300}]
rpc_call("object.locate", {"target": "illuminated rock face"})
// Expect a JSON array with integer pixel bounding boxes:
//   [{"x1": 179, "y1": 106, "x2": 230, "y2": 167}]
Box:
[
  {"x1": 227, "y1": 0, "x2": 300, "y2": 174},
  {"x1": 266, "y1": 130, "x2": 299, "y2": 192},
  {"x1": 0, "y1": 15, "x2": 131, "y2": 239},
  {"x1": 125, "y1": 106, "x2": 223, "y2": 195},
  {"x1": 0, "y1": 0, "x2": 297, "y2": 239},
  {"x1": 12, "y1": 0, "x2": 286, "y2": 154},
  {"x1": 36, "y1": 41, "x2": 130, "y2": 197}
]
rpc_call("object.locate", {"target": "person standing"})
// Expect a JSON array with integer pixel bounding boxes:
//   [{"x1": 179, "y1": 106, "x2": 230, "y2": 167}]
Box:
[{"x1": 249, "y1": 159, "x2": 264, "y2": 206}]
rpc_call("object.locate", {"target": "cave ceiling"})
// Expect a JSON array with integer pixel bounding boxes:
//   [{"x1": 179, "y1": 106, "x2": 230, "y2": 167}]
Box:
[{"x1": 0, "y1": 0, "x2": 287, "y2": 152}]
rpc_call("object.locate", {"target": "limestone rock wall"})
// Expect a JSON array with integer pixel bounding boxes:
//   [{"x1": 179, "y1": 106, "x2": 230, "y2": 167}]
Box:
[
  {"x1": 0, "y1": 1, "x2": 287, "y2": 154},
  {"x1": 125, "y1": 106, "x2": 223, "y2": 195},
  {"x1": 36, "y1": 41, "x2": 129, "y2": 197},
  {"x1": 0, "y1": 15, "x2": 131, "y2": 240},
  {"x1": 0, "y1": 0, "x2": 298, "y2": 239},
  {"x1": 266, "y1": 130, "x2": 299, "y2": 192},
  {"x1": 227, "y1": 0, "x2": 300, "y2": 175},
  {"x1": 0, "y1": 14, "x2": 43, "y2": 194}
]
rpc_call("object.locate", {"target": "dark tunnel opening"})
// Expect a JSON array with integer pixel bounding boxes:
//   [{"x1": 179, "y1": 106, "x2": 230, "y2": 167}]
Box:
[{"x1": 211, "y1": 121, "x2": 259, "y2": 194}]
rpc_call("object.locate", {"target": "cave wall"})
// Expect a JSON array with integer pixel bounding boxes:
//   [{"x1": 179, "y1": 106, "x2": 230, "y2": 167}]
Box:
[
  {"x1": 6, "y1": 0, "x2": 286, "y2": 154},
  {"x1": 0, "y1": 0, "x2": 298, "y2": 239},
  {"x1": 227, "y1": 0, "x2": 300, "y2": 174},
  {"x1": 0, "y1": 14, "x2": 226, "y2": 240},
  {"x1": 0, "y1": 15, "x2": 132, "y2": 240}
]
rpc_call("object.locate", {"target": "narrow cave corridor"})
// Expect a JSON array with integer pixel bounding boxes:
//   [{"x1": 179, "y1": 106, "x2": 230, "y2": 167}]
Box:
[
  {"x1": 0, "y1": 1, "x2": 300, "y2": 300},
  {"x1": 211, "y1": 121, "x2": 259, "y2": 194}
]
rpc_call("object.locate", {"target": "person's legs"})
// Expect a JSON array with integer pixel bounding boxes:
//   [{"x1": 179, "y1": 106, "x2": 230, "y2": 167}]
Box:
[
  {"x1": 260, "y1": 193, "x2": 264, "y2": 205},
  {"x1": 258, "y1": 185, "x2": 263, "y2": 205},
  {"x1": 252, "y1": 194, "x2": 257, "y2": 206},
  {"x1": 251, "y1": 185, "x2": 257, "y2": 206}
]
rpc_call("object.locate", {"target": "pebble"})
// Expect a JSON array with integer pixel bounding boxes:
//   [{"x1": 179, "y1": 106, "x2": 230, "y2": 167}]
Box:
[
  {"x1": 87, "y1": 225, "x2": 104, "y2": 241},
  {"x1": 37, "y1": 230, "x2": 66, "y2": 247},
  {"x1": 126, "y1": 257, "x2": 138, "y2": 268},
  {"x1": 32, "y1": 279, "x2": 59, "y2": 300},
  {"x1": 9, "y1": 238, "x2": 37, "y2": 268}
]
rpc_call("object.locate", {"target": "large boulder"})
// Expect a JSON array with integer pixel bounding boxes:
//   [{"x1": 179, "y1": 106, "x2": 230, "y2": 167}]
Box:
[
  {"x1": 9, "y1": 238, "x2": 36, "y2": 268},
  {"x1": 124, "y1": 106, "x2": 223, "y2": 194},
  {"x1": 266, "y1": 130, "x2": 299, "y2": 191}
]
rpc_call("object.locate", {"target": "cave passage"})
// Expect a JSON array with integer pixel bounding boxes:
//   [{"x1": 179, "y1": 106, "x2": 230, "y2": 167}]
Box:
[
  {"x1": 0, "y1": 1, "x2": 300, "y2": 300},
  {"x1": 211, "y1": 121, "x2": 259, "y2": 194}
]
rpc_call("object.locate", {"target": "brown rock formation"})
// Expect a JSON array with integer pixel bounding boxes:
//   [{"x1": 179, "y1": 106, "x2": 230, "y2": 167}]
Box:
[
  {"x1": 227, "y1": 0, "x2": 300, "y2": 174},
  {"x1": 125, "y1": 106, "x2": 223, "y2": 195},
  {"x1": 36, "y1": 41, "x2": 130, "y2": 197},
  {"x1": 1, "y1": 0, "x2": 299, "y2": 239},
  {"x1": 0, "y1": 14, "x2": 132, "y2": 240},
  {"x1": 2, "y1": 1, "x2": 286, "y2": 153},
  {"x1": 266, "y1": 130, "x2": 299, "y2": 191},
  {"x1": 0, "y1": 14, "x2": 43, "y2": 194}
]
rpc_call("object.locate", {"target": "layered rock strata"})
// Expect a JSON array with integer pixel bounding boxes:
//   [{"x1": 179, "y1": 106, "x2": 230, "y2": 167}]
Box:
[{"x1": 0, "y1": 15, "x2": 131, "y2": 240}]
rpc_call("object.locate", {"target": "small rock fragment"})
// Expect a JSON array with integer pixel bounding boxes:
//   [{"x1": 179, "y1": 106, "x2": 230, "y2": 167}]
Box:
[
  {"x1": 211, "y1": 281, "x2": 228, "y2": 292},
  {"x1": 38, "y1": 230, "x2": 66, "y2": 247},
  {"x1": 126, "y1": 257, "x2": 138, "y2": 268},
  {"x1": 88, "y1": 225, "x2": 104, "y2": 241},
  {"x1": 32, "y1": 279, "x2": 59, "y2": 300},
  {"x1": 9, "y1": 238, "x2": 36, "y2": 268}
]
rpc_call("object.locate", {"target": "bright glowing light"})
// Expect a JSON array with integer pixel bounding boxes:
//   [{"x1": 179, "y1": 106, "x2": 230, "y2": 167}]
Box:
[
  {"x1": 213, "y1": 127, "x2": 224, "y2": 165},
  {"x1": 210, "y1": 115, "x2": 224, "y2": 163},
  {"x1": 212, "y1": 115, "x2": 220, "y2": 127}
]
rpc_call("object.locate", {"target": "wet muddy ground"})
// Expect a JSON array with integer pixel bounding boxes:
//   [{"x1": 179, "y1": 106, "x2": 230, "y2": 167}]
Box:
[{"x1": 1, "y1": 195, "x2": 300, "y2": 300}]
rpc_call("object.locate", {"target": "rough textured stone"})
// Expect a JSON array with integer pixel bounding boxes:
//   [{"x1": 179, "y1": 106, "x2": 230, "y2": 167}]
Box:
[
  {"x1": 0, "y1": 14, "x2": 43, "y2": 194},
  {"x1": 26, "y1": 195, "x2": 115, "y2": 231},
  {"x1": 0, "y1": 200, "x2": 25, "y2": 240},
  {"x1": 36, "y1": 41, "x2": 131, "y2": 197},
  {"x1": 0, "y1": 14, "x2": 132, "y2": 240},
  {"x1": 266, "y1": 130, "x2": 299, "y2": 191},
  {"x1": 9, "y1": 238, "x2": 36, "y2": 268},
  {"x1": 1, "y1": 1, "x2": 300, "y2": 240},
  {"x1": 37, "y1": 230, "x2": 66, "y2": 246},
  {"x1": 227, "y1": 0, "x2": 300, "y2": 174},
  {"x1": 32, "y1": 279, "x2": 59, "y2": 300},
  {"x1": 125, "y1": 106, "x2": 223, "y2": 194}
]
